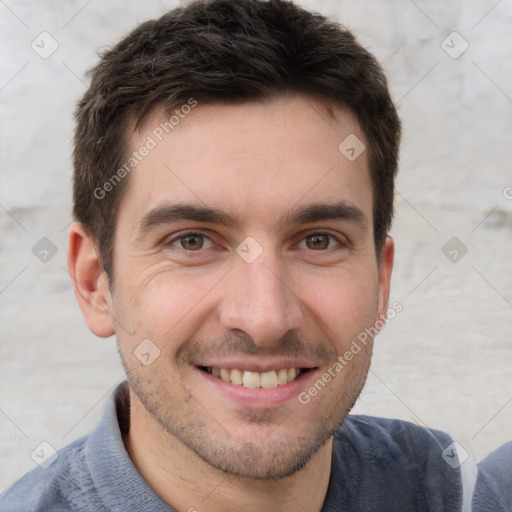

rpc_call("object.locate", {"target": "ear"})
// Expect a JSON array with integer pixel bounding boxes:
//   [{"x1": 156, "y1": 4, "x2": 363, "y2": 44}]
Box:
[
  {"x1": 67, "y1": 222, "x2": 115, "y2": 338},
  {"x1": 375, "y1": 236, "x2": 394, "y2": 328}
]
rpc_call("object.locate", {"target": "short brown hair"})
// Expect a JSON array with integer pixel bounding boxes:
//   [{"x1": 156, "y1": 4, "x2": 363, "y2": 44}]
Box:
[{"x1": 73, "y1": 0, "x2": 401, "y2": 277}]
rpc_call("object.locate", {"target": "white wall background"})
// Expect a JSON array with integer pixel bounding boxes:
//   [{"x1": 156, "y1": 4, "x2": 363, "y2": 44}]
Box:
[{"x1": 1, "y1": 0, "x2": 511, "y2": 491}]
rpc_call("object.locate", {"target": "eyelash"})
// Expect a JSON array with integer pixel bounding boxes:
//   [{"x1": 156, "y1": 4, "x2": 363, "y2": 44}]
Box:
[
  {"x1": 164, "y1": 230, "x2": 347, "y2": 252},
  {"x1": 296, "y1": 232, "x2": 344, "y2": 251},
  {"x1": 165, "y1": 231, "x2": 214, "y2": 251}
]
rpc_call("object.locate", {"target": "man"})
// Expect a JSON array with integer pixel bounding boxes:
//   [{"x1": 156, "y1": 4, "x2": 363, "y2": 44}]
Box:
[{"x1": 1, "y1": 0, "x2": 510, "y2": 510}]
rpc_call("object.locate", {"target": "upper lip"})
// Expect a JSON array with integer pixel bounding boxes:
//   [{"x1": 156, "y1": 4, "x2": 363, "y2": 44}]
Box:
[{"x1": 195, "y1": 358, "x2": 318, "y2": 373}]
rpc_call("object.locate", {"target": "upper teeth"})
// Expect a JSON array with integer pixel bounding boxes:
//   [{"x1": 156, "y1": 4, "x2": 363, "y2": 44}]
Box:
[{"x1": 207, "y1": 367, "x2": 301, "y2": 388}]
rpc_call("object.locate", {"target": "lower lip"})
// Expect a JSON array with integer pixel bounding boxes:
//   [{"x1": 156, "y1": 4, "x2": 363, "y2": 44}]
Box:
[{"x1": 196, "y1": 368, "x2": 317, "y2": 408}]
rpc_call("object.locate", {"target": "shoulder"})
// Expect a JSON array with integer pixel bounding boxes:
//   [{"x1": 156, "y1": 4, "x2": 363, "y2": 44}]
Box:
[
  {"x1": 473, "y1": 441, "x2": 512, "y2": 512},
  {"x1": 327, "y1": 415, "x2": 462, "y2": 511},
  {"x1": 0, "y1": 435, "x2": 105, "y2": 512},
  {"x1": 338, "y1": 414, "x2": 456, "y2": 458}
]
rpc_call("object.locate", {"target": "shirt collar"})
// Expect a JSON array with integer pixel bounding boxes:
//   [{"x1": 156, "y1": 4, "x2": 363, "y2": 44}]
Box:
[{"x1": 85, "y1": 381, "x2": 176, "y2": 512}]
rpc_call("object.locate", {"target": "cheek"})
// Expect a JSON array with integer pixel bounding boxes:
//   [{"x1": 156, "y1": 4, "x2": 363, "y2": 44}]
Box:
[
  {"x1": 113, "y1": 269, "x2": 223, "y2": 348},
  {"x1": 296, "y1": 268, "x2": 379, "y2": 347}
]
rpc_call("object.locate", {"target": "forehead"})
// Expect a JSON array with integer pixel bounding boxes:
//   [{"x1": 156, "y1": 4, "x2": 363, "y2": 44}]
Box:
[{"x1": 119, "y1": 95, "x2": 372, "y2": 230}]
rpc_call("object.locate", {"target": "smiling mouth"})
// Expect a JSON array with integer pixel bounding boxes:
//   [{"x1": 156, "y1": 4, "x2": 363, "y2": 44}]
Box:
[{"x1": 198, "y1": 366, "x2": 311, "y2": 389}]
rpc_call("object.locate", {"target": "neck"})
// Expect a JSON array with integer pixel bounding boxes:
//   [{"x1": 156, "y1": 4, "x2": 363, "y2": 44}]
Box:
[{"x1": 124, "y1": 389, "x2": 332, "y2": 512}]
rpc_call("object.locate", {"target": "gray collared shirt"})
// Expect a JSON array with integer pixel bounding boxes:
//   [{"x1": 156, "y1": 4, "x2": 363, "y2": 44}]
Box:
[{"x1": 1, "y1": 382, "x2": 510, "y2": 511}]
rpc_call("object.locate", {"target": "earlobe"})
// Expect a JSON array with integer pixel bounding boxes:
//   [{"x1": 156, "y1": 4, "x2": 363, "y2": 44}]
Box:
[
  {"x1": 67, "y1": 222, "x2": 115, "y2": 338},
  {"x1": 376, "y1": 236, "x2": 394, "y2": 328}
]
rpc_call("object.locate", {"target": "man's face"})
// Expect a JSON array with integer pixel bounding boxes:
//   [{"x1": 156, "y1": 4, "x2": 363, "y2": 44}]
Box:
[{"x1": 109, "y1": 95, "x2": 392, "y2": 479}]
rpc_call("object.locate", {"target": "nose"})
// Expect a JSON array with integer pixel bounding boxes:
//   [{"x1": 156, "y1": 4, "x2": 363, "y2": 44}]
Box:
[{"x1": 218, "y1": 256, "x2": 304, "y2": 348}]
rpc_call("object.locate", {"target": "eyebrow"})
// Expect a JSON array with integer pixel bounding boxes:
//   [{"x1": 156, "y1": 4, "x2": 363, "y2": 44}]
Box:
[
  {"x1": 136, "y1": 200, "x2": 368, "y2": 240},
  {"x1": 281, "y1": 201, "x2": 368, "y2": 231},
  {"x1": 136, "y1": 203, "x2": 242, "y2": 238}
]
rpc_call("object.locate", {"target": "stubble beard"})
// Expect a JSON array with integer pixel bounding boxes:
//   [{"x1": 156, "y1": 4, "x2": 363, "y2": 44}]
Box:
[{"x1": 119, "y1": 343, "x2": 371, "y2": 480}]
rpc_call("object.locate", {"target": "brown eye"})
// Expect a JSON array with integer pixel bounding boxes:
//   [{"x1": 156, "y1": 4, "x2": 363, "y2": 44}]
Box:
[
  {"x1": 165, "y1": 231, "x2": 215, "y2": 253},
  {"x1": 305, "y1": 233, "x2": 330, "y2": 250},
  {"x1": 180, "y1": 234, "x2": 204, "y2": 250}
]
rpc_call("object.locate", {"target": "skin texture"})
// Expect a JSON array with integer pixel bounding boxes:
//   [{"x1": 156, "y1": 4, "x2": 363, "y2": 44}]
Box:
[{"x1": 68, "y1": 95, "x2": 394, "y2": 512}]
